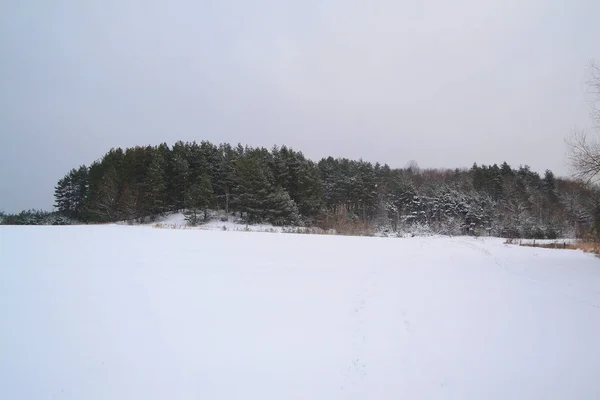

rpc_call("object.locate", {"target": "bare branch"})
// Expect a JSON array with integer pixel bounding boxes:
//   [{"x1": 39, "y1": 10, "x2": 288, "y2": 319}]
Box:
[
  {"x1": 566, "y1": 60, "x2": 600, "y2": 184},
  {"x1": 588, "y1": 60, "x2": 600, "y2": 128},
  {"x1": 566, "y1": 130, "x2": 600, "y2": 184}
]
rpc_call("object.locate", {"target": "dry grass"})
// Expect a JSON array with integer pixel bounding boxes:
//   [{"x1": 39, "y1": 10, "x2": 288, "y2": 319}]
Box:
[
  {"x1": 505, "y1": 238, "x2": 600, "y2": 254},
  {"x1": 281, "y1": 227, "x2": 331, "y2": 235},
  {"x1": 318, "y1": 218, "x2": 375, "y2": 237},
  {"x1": 153, "y1": 223, "x2": 185, "y2": 229},
  {"x1": 152, "y1": 223, "x2": 334, "y2": 235},
  {"x1": 569, "y1": 242, "x2": 600, "y2": 254}
]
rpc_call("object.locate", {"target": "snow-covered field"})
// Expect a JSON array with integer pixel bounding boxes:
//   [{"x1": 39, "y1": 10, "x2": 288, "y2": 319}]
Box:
[{"x1": 1, "y1": 226, "x2": 600, "y2": 399}]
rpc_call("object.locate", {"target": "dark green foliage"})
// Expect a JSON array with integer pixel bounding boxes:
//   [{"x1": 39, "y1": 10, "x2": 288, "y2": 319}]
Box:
[
  {"x1": 1, "y1": 210, "x2": 73, "y2": 225},
  {"x1": 500, "y1": 161, "x2": 513, "y2": 177},
  {"x1": 184, "y1": 173, "x2": 216, "y2": 225},
  {"x1": 295, "y1": 161, "x2": 324, "y2": 222},
  {"x1": 92, "y1": 165, "x2": 121, "y2": 222},
  {"x1": 168, "y1": 141, "x2": 190, "y2": 210},
  {"x1": 54, "y1": 166, "x2": 88, "y2": 220},
  {"x1": 141, "y1": 152, "x2": 168, "y2": 218},
  {"x1": 266, "y1": 186, "x2": 300, "y2": 226},
  {"x1": 212, "y1": 143, "x2": 238, "y2": 213},
  {"x1": 48, "y1": 140, "x2": 599, "y2": 238},
  {"x1": 233, "y1": 156, "x2": 275, "y2": 223}
]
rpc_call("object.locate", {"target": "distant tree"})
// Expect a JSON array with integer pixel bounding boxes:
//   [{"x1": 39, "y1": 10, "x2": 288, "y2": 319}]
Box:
[
  {"x1": 590, "y1": 60, "x2": 600, "y2": 127},
  {"x1": 213, "y1": 143, "x2": 240, "y2": 213},
  {"x1": 51, "y1": 138, "x2": 600, "y2": 238},
  {"x1": 566, "y1": 130, "x2": 600, "y2": 183},
  {"x1": 94, "y1": 166, "x2": 120, "y2": 221},
  {"x1": 543, "y1": 170, "x2": 558, "y2": 201},
  {"x1": 169, "y1": 141, "x2": 191, "y2": 210},
  {"x1": 265, "y1": 186, "x2": 300, "y2": 226},
  {"x1": 141, "y1": 151, "x2": 168, "y2": 218},
  {"x1": 184, "y1": 173, "x2": 215, "y2": 225},
  {"x1": 500, "y1": 161, "x2": 513, "y2": 177},
  {"x1": 406, "y1": 160, "x2": 420, "y2": 175},
  {"x1": 560, "y1": 189, "x2": 595, "y2": 237},
  {"x1": 0, "y1": 209, "x2": 72, "y2": 225},
  {"x1": 567, "y1": 61, "x2": 600, "y2": 183},
  {"x1": 295, "y1": 161, "x2": 324, "y2": 222},
  {"x1": 54, "y1": 176, "x2": 73, "y2": 217},
  {"x1": 234, "y1": 156, "x2": 273, "y2": 223},
  {"x1": 54, "y1": 166, "x2": 88, "y2": 220}
]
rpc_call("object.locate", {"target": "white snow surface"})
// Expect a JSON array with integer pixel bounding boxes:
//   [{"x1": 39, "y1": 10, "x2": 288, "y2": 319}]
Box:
[
  {"x1": 1, "y1": 226, "x2": 600, "y2": 399},
  {"x1": 130, "y1": 211, "x2": 322, "y2": 234}
]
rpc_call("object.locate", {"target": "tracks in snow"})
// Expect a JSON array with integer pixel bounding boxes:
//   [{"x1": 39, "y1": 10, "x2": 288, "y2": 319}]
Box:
[
  {"x1": 340, "y1": 249, "x2": 417, "y2": 395},
  {"x1": 340, "y1": 264, "x2": 375, "y2": 393}
]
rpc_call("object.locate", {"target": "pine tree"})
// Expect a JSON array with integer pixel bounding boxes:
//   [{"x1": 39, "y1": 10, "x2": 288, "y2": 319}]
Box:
[
  {"x1": 52, "y1": 141, "x2": 600, "y2": 238},
  {"x1": 54, "y1": 166, "x2": 89, "y2": 220},
  {"x1": 234, "y1": 156, "x2": 274, "y2": 223},
  {"x1": 500, "y1": 161, "x2": 513, "y2": 176},
  {"x1": 213, "y1": 143, "x2": 238, "y2": 213},
  {"x1": 543, "y1": 170, "x2": 557, "y2": 198},
  {"x1": 184, "y1": 174, "x2": 215, "y2": 225},
  {"x1": 141, "y1": 152, "x2": 167, "y2": 218},
  {"x1": 94, "y1": 166, "x2": 120, "y2": 221},
  {"x1": 296, "y1": 161, "x2": 324, "y2": 222},
  {"x1": 54, "y1": 174, "x2": 73, "y2": 217},
  {"x1": 266, "y1": 186, "x2": 300, "y2": 225},
  {"x1": 168, "y1": 141, "x2": 191, "y2": 210}
]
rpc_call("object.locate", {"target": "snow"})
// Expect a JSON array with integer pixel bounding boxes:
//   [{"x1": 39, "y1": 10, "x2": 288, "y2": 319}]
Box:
[
  {"x1": 1, "y1": 226, "x2": 600, "y2": 399},
  {"x1": 129, "y1": 211, "x2": 325, "y2": 234}
]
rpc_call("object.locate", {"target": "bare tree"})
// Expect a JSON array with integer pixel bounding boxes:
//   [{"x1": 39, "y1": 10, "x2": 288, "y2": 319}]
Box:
[
  {"x1": 589, "y1": 60, "x2": 600, "y2": 127},
  {"x1": 567, "y1": 60, "x2": 600, "y2": 183},
  {"x1": 406, "y1": 160, "x2": 421, "y2": 175},
  {"x1": 566, "y1": 130, "x2": 600, "y2": 183}
]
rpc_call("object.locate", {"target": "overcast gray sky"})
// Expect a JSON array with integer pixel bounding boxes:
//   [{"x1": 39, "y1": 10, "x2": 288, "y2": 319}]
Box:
[{"x1": 1, "y1": 0, "x2": 599, "y2": 213}]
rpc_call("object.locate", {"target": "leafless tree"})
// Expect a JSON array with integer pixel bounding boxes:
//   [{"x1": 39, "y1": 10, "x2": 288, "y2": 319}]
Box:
[
  {"x1": 566, "y1": 130, "x2": 600, "y2": 183},
  {"x1": 567, "y1": 60, "x2": 600, "y2": 183},
  {"x1": 589, "y1": 60, "x2": 600, "y2": 127},
  {"x1": 406, "y1": 160, "x2": 421, "y2": 175}
]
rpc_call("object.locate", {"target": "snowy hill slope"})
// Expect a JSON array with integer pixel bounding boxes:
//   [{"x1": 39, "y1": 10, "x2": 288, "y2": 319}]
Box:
[
  {"x1": 122, "y1": 211, "x2": 329, "y2": 234},
  {"x1": 1, "y1": 226, "x2": 600, "y2": 399}
]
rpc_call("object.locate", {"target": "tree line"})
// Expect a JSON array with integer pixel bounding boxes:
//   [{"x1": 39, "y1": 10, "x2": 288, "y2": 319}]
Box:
[{"x1": 37, "y1": 140, "x2": 598, "y2": 238}]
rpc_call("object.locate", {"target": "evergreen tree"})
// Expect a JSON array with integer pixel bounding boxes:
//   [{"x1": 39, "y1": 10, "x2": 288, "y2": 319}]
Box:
[
  {"x1": 295, "y1": 161, "x2": 324, "y2": 222},
  {"x1": 213, "y1": 143, "x2": 238, "y2": 213},
  {"x1": 141, "y1": 152, "x2": 167, "y2": 218},
  {"x1": 543, "y1": 170, "x2": 557, "y2": 198},
  {"x1": 184, "y1": 173, "x2": 215, "y2": 225},
  {"x1": 54, "y1": 175, "x2": 73, "y2": 217},
  {"x1": 500, "y1": 161, "x2": 513, "y2": 177},
  {"x1": 93, "y1": 166, "x2": 120, "y2": 221},
  {"x1": 169, "y1": 141, "x2": 191, "y2": 210},
  {"x1": 54, "y1": 166, "x2": 88, "y2": 220},
  {"x1": 52, "y1": 140, "x2": 600, "y2": 238},
  {"x1": 266, "y1": 186, "x2": 300, "y2": 226},
  {"x1": 234, "y1": 156, "x2": 273, "y2": 223}
]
